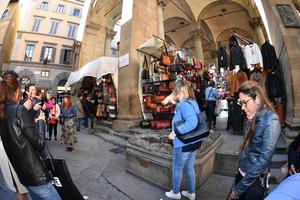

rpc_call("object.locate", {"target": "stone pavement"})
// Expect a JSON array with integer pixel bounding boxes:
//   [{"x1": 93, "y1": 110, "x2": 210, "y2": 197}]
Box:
[{"x1": 45, "y1": 116, "x2": 238, "y2": 200}]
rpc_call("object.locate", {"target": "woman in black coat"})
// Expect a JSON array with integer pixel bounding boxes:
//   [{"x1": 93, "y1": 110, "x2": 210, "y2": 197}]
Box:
[{"x1": 0, "y1": 71, "x2": 61, "y2": 200}]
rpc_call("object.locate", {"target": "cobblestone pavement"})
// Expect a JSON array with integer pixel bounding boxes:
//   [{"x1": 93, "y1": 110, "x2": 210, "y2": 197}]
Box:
[{"x1": 47, "y1": 126, "x2": 132, "y2": 200}]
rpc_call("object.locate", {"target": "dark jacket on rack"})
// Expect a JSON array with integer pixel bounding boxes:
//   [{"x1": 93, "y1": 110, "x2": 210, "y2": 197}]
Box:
[
  {"x1": 230, "y1": 42, "x2": 246, "y2": 70},
  {"x1": 265, "y1": 70, "x2": 284, "y2": 100},
  {"x1": 229, "y1": 35, "x2": 238, "y2": 49},
  {"x1": 0, "y1": 104, "x2": 52, "y2": 186},
  {"x1": 218, "y1": 46, "x2": 228, "y2": 69},
  {"x1": 261, "y1": 41, "x2": 277, "y2": 70}
]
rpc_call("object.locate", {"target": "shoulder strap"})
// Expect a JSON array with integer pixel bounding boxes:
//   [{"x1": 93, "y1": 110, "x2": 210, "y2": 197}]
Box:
[
  {"x1": 183, "y1": 100, "x2": 198, "y2": 114},
  {"x1": 206, "y1": 88, "x2": 213, "y2": 100}
]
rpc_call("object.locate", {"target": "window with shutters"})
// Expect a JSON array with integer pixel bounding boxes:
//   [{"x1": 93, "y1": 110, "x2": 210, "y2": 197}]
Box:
[
  {"x1": 56, "y1": 4, "x2": 65, "y2": 13},
  {"x1": 1, "y1": 10, "x2": 9, "y2": 20},
  {"x1": 60, "y1": 49, "x2": 72, "y2": 65},
  {"x1": 39, "y1": 2, "x2": 48, "y2": 10},
  {"x1": 41, "y1": 46, "x2": 56, "y2": 64},
  {"x1": 24, "y1": 44, "x2": 35, "y2": 61},
  {"x1": 49, "y1": 20, "x2": 59, "y2": 35},
  {"x1": 71, "y1": 8, "x2": 81, "y2": 17},
  {"x1": 67, "y1": 23, "x2": 78, "y2": 38},
  {"x1": 32, "y1": 17, "x2": 42, "y2": 32}
]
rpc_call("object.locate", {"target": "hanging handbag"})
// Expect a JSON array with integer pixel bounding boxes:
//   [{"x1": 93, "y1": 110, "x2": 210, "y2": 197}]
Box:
[
  {"x1": 160, "y1": 42, "x2": 171, "y2": 66},
  {"x1": 142, "y1": 55, "x2": 150, "y2": 79},
  {"x1": 174, "y1": 101, "x2": 210, "y2": 144}
]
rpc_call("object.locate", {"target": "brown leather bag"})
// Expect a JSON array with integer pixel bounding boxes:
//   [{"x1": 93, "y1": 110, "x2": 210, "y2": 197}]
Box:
[{"x1": 160, "y1": 42, "x2": 171, "y2": 66}]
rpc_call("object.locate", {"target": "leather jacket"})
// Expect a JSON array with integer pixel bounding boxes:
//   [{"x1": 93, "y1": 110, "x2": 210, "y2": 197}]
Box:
[
  {"x1": 234, "y1": 108, "x2": 281, "y2": 196},
  {"x1": 0, "y1": 104, "x2": 52, "y2": 186}
]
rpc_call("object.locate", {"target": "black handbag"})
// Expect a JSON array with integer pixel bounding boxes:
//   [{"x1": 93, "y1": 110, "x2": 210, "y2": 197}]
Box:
[
  {"x1": 142, "y1": 55, "x2": 150, "y2": 80},
  {"x1": 44, "y1": 150, "x2": 84, "y2": 200},
  {"x1": 174, "y1": 101, "x2": 210, "y2": 144}
]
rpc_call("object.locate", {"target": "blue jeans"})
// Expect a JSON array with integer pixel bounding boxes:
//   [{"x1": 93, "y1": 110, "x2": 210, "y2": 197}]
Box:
[
  {"x1": 0, "y1": 169, "x2": 15, "y2": 199},
  {"x1": 27, "y1": 182, "x2": 61, "y2": 200},
  {"x1": 76, "y1": 118, "x2": 84, "y2": 132},
  {"x1": 172, "y1": 147, "x2": 197, "y2": 194}
]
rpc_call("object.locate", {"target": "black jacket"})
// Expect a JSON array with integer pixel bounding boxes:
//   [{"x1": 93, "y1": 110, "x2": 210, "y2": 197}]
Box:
[
  {"x1": 230, "y1": 42, "x2": 246, "y2": 70},
  {"x1": 0, "y1": 104, "x2": 52, "y2": 186},
  {"x1": 261, "y1": 41, "x2": 277, "y2": 70}
]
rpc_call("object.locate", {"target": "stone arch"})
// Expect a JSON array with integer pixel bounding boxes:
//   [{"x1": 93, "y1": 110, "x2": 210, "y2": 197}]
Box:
[
  {"x1": 17, "y1": 69, "x2": 36, "y2": 84},
  {"x1": 79, "y1": 0, "x2": 122, "y2": 66},
  {"x1": 52, "y1": 72, "x2": 70, "y2": 90},
  {"x1": 197, "y1": 0, "x2": 247, "y2": 22}
]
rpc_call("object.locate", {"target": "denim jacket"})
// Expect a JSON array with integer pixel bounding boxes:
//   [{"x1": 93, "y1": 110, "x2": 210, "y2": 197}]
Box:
[
  {"x1": 234, "y1": 108, "x2": 281, "y2": 197},
  {"x1": 172, "y1": 99, "x2": 201, "y2": 148}
]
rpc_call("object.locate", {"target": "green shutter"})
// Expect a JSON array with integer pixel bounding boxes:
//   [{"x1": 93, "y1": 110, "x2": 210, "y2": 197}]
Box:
[{"x1": 40, "y1": 47, "x2": 45, "y2": 62}]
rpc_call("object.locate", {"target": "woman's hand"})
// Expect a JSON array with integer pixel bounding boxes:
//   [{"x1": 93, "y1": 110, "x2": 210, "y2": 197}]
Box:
[
  {"x1": 23, "y1": 99, "x2": 32, "y2": 110},
  {"x1": 168, "y1": 131, "x2": 176, "y2": 140},
  {"x1": 230, "y1": 190, "x2": 238, "y2": 199}
]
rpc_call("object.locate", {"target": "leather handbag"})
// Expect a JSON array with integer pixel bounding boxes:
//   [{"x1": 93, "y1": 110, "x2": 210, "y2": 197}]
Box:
[
  {"x1": 174, "y1": 101, "x2": 210, "y2": 144},
  {"x1": 142, "y1": 55, "x2": 150, "y2": 79},
  {"x1": 44, "y1": 158, "x2": 84, "y2": 200},
  {"x1": 151, "y1": 120, "x2": 170, "y2": 130},
  {"x1": 48, "y1": 117, "x2": 57, "y2": 125},
  {"x1": 44, "y1": 146, "x2": 84, "y2": 200},
  {"x1": 160, "y1": 42, "x2": 171, "y2": 66}
]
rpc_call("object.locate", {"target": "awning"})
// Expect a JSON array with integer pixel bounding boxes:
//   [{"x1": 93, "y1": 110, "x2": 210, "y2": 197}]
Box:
[{"x1": 64, "y1": 56, "x2": 119, "y2": 89}]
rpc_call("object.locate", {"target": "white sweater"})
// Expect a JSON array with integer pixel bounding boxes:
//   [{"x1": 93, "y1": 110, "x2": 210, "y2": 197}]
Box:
[{"x1": 244, "y1": 43, "x2": 263, "y2": 70}]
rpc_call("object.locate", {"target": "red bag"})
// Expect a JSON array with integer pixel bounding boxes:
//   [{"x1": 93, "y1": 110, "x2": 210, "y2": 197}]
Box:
[
  {"x1": 49, "y1": 117, "x2": 56, "y2": 125},
  {"x1": 151, "y1": 120, "x2": 170, "y2": 130},
  {"x1": 49, "y1": 105, "x2": 57, "y2": 125}
]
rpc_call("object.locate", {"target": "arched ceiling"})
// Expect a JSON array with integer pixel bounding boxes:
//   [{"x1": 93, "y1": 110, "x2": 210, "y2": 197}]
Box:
[
  {"x1": 89, "y1": 0, "x2": 122, "y2": 29},
  {"x1": 199, "y1": 1, "x2": 253, "y2": 42},
  {"x1": 161, "y1": 0, "x2": 257, "y2": 61},
  {"x1": 164, "y1": 17, "x2": 192, "y2": 47}
]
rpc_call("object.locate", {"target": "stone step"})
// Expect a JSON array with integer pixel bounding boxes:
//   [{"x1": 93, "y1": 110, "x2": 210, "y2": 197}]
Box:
[
  {"x1": 196, "y1": 174, "x2": 235, "y2": 200},
  {"x1": 270, "y1": 168, "x2": 287, "y2": 184},
  {"x1": 214, "y1": 152, "x2": 239, "y2": 177},
  {"x1": 274, "y1": 133, "x2": 288, "y2": 154},
  {"x1": 271, "y1": 154, "x2": 287, "y2": 168}
]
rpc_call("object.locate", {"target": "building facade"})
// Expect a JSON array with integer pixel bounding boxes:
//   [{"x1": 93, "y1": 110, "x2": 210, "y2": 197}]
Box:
[{"x1": 1, "y1": 0, "x2": 89, "y2": 97}]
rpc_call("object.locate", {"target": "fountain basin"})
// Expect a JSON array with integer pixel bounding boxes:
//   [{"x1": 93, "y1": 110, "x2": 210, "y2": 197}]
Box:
[{"x1": 126, "y1": 131, "x2": 223, "y2": 190}]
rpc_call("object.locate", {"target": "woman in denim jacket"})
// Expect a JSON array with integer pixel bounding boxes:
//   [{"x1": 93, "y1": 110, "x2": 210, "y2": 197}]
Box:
[
  {"x1": 230, "y1": 81, "x2": 281, "y2": 200},
  {"x1": 165, "y1": 84, "x2": 203, "y2": 200}
]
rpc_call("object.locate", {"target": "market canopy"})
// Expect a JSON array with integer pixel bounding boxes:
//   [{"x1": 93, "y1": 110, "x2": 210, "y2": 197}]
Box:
[{"x1": 64, "y1": 56, "x2": 119, "y2": 88}]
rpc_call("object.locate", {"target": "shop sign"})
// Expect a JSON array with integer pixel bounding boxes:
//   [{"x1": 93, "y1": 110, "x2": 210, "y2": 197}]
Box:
[
  {"x1": 20, "y1": 76, "x2": 31, "y2": 85},
  {"x1": 119, "y1": 53, "x2": 129, "y2": 68}
]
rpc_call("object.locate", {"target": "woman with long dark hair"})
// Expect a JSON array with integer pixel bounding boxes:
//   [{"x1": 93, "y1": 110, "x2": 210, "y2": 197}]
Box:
[
  {"x1": 0, "y1": 71, "x2": 61, "y2": 200},
  {"x1": 229, "y1": 81, "x2": 281, "y2": 200}
]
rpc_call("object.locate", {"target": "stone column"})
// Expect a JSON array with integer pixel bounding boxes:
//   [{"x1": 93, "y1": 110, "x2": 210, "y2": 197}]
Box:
[
  {"x1": 157, "y1": 0, "x2": 166, "y2": 39},
  {"x1": 256, "y1": 0, "x2": 300, "y2": 139},
  {"x1": 112, "y1": 0, "x2": 159, "y2": 129},
  {"x1": 248, "y1": 17, "x2": 265, "y2": 45},
  {"x1": 190, "y1": 30, "x2": 204, "y2": 62},
  {"x1": 104, "y1": 28, "x2": 116, "y2": 56},
  {"x1": 78, "y1": 22, "x2": 106, "y2": 68}
]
